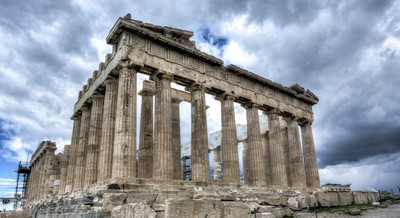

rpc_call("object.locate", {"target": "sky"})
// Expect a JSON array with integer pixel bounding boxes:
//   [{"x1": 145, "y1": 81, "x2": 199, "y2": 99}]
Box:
[{"x1": 1, "y1": 0, "x2": 400, "y2": 200}]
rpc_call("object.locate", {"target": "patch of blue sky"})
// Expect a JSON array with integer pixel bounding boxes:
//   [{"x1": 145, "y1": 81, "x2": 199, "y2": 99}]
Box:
[{"x1": 200, "y1": 27, "x2": 228, "y2": 49}]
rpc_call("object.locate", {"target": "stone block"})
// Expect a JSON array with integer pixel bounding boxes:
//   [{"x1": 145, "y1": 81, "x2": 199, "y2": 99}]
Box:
[
  {"x1": 222, "y1": 202, "x2": 251, "y2": 218},
  {"x1": 127, "y1": 193, "x2": 158, "y2": 205},
  {"x1": 111, "y1": 201, "x2": 156, "y2": 218},
  {"x1": 306, "y1": 195, "x2": 317, "y2": 208},
  {"x1": 272, "y1": 207, "x2": 292, "y2": 218},
  {"x1": 165, "y1": 199, "x2": 222, "y2": 218},
  {"x1": 337, "y1": 192, "x2": 352, "y2": 206},
  {"x1": 315, "y1": 192, "x2": 339, "y2": 207},
  {"x1": 295, "y1": 196, "x2": 307, "y2": 209},
  {"x1": 259, "y1": 205, "x2": 274, "y2": 213},
  {"x1": 353, "y1": 192, "x2": 368, "y2": 205},
  {"x1": 103, "y1": 193, "x2": 127, "y2": 211},
  {"x1": 257, "y1": 194, "x2": 286, "y2": 206},
  {"x1": 258, "y1": 212, "x2": 276, "y2": 218},
  {"x1": 287, "y1": 197, "x2": 299, "y2": 210}
]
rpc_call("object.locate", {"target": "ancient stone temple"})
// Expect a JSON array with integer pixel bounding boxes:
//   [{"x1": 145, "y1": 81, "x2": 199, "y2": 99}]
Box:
[{"x1": 23, "y1": 14, "x2": 378, "y2": 218}]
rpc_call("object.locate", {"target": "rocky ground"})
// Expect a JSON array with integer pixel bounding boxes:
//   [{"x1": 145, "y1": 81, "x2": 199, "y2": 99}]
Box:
[{"x1": 293, "y1": 202, "x2": 400, "y2": 218}]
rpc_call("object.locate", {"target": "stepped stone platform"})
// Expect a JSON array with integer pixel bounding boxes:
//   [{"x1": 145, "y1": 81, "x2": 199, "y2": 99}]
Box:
[{"x1": 24, "y1": 179, "x2": 379, "y2": 218}]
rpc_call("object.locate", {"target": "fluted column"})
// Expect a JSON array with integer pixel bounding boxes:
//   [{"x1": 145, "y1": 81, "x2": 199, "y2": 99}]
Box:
[
  {"x1": 39, "y1": 152, "x2": 47, "y2": 199},
  {"x1": 262, "y1": 132, "x2": 272, "y2": 185},
  {"x1": 84, "y1": 94, "x2": 104, "y2": 187},
  {"x1": 219, "y1": 94, "x2": 240, "y2": 183},
  {"x1": 65, "y1": 115, "x2": 81, "y2": 192},
  {"x1": 112, "y1": 64, "x2": 137, "y2": 178},
  {"x1": 213, "y1": 146, "x2": 221, "y2": 181},
  {"x1": 281, "y1": 127, "x2": 291, "y2": 186},
  {"x1": 74, "y1": 106, "x2": 91, "y2": 189},
  {"x1": 172, "y1": 98, "x2": 182, "y2": 180},
  {"x1": 153, "y1": 73, "x2": 173, "y2": 180},
  {"x1": 98, "y1": 78, "x2": 118, "y2": 181},
  {"x1": 138, "y1": 87, "x2": 154, "y2": 178},
  {"x1": 286, "y1": 117, "x2": 306, "y2": 187},
  {"x1": 268, "y1": 109, "x2": 288, "y2": 186},
  {"x1": 44, "y1": 145, "x2": 57, "y2": 196},
  {"x1": 59, "y1": 145, "x2": 70, "y2": 194},
  {"x1": 242, "y1": 139, "x2": 249, "y2": 184},
  {"x1": 189, "y1": 83, "x2": 209, "y2": 183},
  {"x1": 244, "y1": 103, "x2": 266, "y2": 186},
  {"x1": 301, "y1": 120, "x2": 320, "y2": 188}
]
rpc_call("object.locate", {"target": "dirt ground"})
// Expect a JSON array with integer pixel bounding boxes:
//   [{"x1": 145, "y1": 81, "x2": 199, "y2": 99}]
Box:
[{"x1": 293, "y1": 202, "x2": 400, "y2": 218}]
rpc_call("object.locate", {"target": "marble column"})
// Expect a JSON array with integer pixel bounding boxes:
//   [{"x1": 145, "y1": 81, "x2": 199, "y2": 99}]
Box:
[
  {"x1": 39, "y1": 152, "x2": 47, "y2": 199},
  {"x1": 98, "y1": 78, "x2": 118, "y2": 181},
  {"x1": 286, "y1": 117, "x2": 306, "y2": 187},
  {"x1": 172, "y1": 98, "x2": 182, "y2": 180},
  {"x1": 281, "y1": 127, "x2": 291, "y2": 186},
  {"x1": 213, "y1": 146, "x2": 221, "y2": 181},
  {"x1": 74, "y1": 106, "x2": 91, "y2": 189},
  {"x1": 301, "y1": 120, "x2": 320, "y2": 188},
  {"x1": 138, "y1": 87, "x2": 154, "y2": 178},
  {"x1": 262, "y1": 132, "x2": 272, "y2": 186},
  {"x1": 59, "y1": 145, "x2": 70, "y2": 194},
  {"x1": 44, "y1": 145, "x2": 57, "y2": 195},
  {"x1": 242, "y1": 139, "x2": 249, "y2": 184},
  {"x1": 65, "y1": 115, "x2": 81, "y2": 192},
  {"x1": 112, "y1": 64, "x2": 137, "y2": 178},
  {"x1": 153, "y1": 73, "x2": 174, "y2": 180},
  {"x1": 190, "y1": 83, "x2": 209, "y2": 183},
  {"x1": 268, "y1": 109, "x2": 288, "y2": 186},
  {"x1": 84, "y1": 94, "x2": 104, "y2": 187},
  {"x1": 244, "y1": 103, "x2": 266, "y2": 186},
  {"x1": 219, "y1": 94, "x2": 240, "y2": 183}
]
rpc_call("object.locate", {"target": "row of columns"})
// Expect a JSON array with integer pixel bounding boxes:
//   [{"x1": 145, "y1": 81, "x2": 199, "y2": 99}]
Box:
[
  {"x1": 241, "y1": 110, "x2": 320, "y2": 188},
  {"x1": 26, "y1": 141, "x2": 58, "y2": 202},
  {"x1": 60, "y1": 62, "x2": 319, "y2": 193}
]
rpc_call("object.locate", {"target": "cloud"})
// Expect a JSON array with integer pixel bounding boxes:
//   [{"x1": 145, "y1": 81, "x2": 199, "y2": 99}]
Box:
[{"x1": 0, "y1": 178, "x2": 15, "y2": 189}]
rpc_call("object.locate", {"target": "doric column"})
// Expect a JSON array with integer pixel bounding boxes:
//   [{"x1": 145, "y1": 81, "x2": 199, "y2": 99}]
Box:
[
  {"x1": 84, "y1": 94, "x2": 104, "y2": 187},
  {"x1": 153, "y1": 72, "x2": 173, "y2": 180},
  {"x1": 301, "y1": 120, "x2": 320, "y2": 188},
  {"x1": 286, "y1": 116, "x2": 306, "y2": 187},
  {"x1": 74, "y1": 106, "x2": 91, "y2": 189},
  {"x1": 138, "y1": 85, "x2": 154, "y2": 178},
  {"x1": 65, "y1": 115, "x2": 81, "y2": 192},
  {"x1": 112, "y1": 64, "x2": 138, "y2": 178},
  {"x1": 59, "y1": 145, "x2": 70, "y2": 194},
  {"x1": 262, "y1": 131, "x2": 272, "y2": 186},
  {"x1": 267, "y1": 109, "x2": 288, "y2": 186},
  {"x1": 189, "y1": 83, "x2": 209, "y2": 183},
  {"x1": 242, "y1": 139, "x2": 249, "y2": 184},
  {"x1": 218, "y1": 94, "x2": 240, "y2": 183},
  {"x1": 98, "y1": 78, "x2": 118, "y2": 181},
  {"x1": 244, "y1": 103, "x2": 266, "y2": 186},
  {"x1": 213, "y1": 146, "x2": 221, "y2": 181},
  {"x1": 172, "y1": 98, "x2": 182, "y2": 180},
  {"x1": 44, "y1": 144, "x2": 57, "y2": 196},
  {"x1": 281, "y1": 126, "x2": 291, "y2": 186},
  {"x1": 39, "y1": 152, "x2": 47, "y2": 199}
]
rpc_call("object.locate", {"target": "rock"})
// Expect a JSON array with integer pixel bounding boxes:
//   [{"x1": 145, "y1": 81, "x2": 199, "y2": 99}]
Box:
[
  {"x1": 287, "y1": 197, "x2": 300, "y2": 210},
  {"x1": 258, "y1": 212, "x2": 276, "y2": 218},
  {"x1": 272, "y1": 207, "x2": 292, "y2": 218},
  {"x1": 257, "y1": 194, "x2": 286, "y2": 206},
  {"x1": 103, "y1": 193, "x2": 127, "y2": 211},
  {"x1": 295, "y1": 196, "x2": 307, "y2": 209},
  {"x1": 222, "y1": 202, "x2": 251, "y2": 218},
  {"x1": 259, "y1": 205, "x2": 274, "y2": 213},
  {"x1": 111, "y1": 201, "x2": 156, "y2": 218},
  {"x1": 347, "y1": 208, "x2": 361, "y2": 216},
  {"x1": 166, "y1": 199, "x2": 222, "y2": 217}
]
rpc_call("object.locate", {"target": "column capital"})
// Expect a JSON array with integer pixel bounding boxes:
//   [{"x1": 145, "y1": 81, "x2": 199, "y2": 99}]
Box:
[
  {"x1": 117, "y1": 60, "x2": 143, "y2": 71},
  {"x1": 103, "y1": 78, "x2": 118, "y2": 86},
  {"x1": 215, "y1": 93, "x2": 236, "y2": 102},
  {"x1": 151, "y1": 70, "x2": 173, "y2": 81},
  {"x1": 264, "y1": 108, "x2": 283, "y2": 116},
  {"x1": 241, "y1": 102, "x2": 260, "y2": 110},
  {"x1": 186, "y1": 82, "x2": 206, "y2": 92},
  {"x1": 299, "y1": 118, "x2": 313, "y2": 126},
  {"x1": 81, "y1": 105, "x2": 91, "y2": 112},
  {"x1": 171, "y1": 97, "x2": 183, "y2": 104},
  {"x1": 91, "y1": 93, "x2": 105, "y2": 100}
]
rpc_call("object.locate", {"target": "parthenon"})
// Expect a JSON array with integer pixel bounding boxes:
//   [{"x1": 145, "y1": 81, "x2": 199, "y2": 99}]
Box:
[{"x1": 23, "y1": 14, "x2": 336, "y2": 217}]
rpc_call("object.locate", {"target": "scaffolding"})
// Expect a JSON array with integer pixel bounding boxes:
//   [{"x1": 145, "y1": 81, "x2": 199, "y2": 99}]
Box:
[{"x1": 14, "y1": 161, "x2": 30, "y2": 209}]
